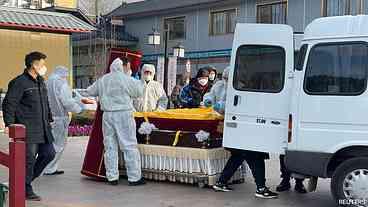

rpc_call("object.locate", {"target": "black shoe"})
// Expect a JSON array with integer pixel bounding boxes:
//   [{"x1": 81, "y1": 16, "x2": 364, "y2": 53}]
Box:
[
  {"x1": 44, "y1": 170, "x2": 65, "y2": 176},
  {"x1": 26, "y1": 192, "x2": 42, "y2": 201},
  {"x1": 108, "y1": 180, "x2": 119, "y2": 186},
  {"x1": 276, "y1": 179, "x2": 291, "y2": 192},
  {"x1": 213, "y1": 182, "x2": 233, "y2": 192},
  {"x1": 295, "y1": 182, "x2": 307, "y2": 194},
  {"x1": 255, "y1": 187, "x2": 279, "y2": 199},
  {"x1": 129, "y1": 178, "x2": 146, "y2": 186}
]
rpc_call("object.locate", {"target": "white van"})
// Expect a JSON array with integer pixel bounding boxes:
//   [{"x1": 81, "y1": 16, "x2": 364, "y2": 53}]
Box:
[{"x1": 224, "y1": 15, "x2": 368, "y2": 206}]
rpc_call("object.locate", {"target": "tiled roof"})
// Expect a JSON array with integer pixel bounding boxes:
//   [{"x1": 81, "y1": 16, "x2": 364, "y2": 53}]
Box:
[
  {"x1": 108, "y1": 0, "x2": 240, "y2": 18},
  {"x1": 0, "y1": 6, "x2": 95, "y2": 33}
]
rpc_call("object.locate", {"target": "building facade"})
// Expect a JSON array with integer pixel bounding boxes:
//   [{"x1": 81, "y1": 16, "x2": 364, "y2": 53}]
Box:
[
  {"x1": 0, "y1": 6, "x2": 94, "y2": 90},
  {"x1": 109, "y1": 0, "x2": 368, "y2": 82},
  {"x1": 72, "y1": 20, "x2": 138, "y2": 88}
]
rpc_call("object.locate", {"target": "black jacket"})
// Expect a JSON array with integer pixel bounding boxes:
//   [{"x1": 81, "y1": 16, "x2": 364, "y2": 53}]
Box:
[
  {"x1": 2, "y1": 70, "x2": 54, "y2": 144},
  {"x1": 179, "y1": 79, "x2": 209, "y2": 108}
]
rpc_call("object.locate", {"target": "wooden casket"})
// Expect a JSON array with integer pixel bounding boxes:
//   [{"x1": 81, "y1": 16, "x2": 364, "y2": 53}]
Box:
[
  {"x1": 117, "y1": 108, "x2": 247, "y2": 187},
  {"x1": 134, "y1": 108, "x2": 224, "y2": 148}
]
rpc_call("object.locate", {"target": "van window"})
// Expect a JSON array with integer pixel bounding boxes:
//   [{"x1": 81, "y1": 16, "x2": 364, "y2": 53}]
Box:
[
  {"x1": 305, "y1": 42, "x2": 368, "y2": 95},
  {"x1": 234, "y1": 45, "x2": 285, "y2": 93},
  {"x1": 295, "y1": 44, "x2": 308, "y2": 71}
]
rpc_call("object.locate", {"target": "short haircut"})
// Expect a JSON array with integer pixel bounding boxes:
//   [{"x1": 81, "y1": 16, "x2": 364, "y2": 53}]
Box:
[
  {"x1": 120, "y1": 57, "x2": 130, "y2": 66},
  {"x1": 25, "y1": 52, "x2": 47, "y2": 69}
]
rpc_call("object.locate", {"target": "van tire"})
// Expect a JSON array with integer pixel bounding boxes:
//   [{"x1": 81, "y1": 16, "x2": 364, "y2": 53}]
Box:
[{"x1": 331, "y1": 157, "x2": 368, "y2": 207}]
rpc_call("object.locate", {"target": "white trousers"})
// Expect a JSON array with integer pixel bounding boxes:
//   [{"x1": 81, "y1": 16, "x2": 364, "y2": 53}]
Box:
[
  {"x1": 44, "y1": 116, "x2": 69, "y2": 174},
  {"x1": 102, "y1": 111, "x2": 142, "y2": 182}
]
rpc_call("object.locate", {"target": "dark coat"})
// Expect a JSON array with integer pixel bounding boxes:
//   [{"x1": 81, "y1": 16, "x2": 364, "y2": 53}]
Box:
[
  {"x1": 2, "y1": 70, "x2": 54, "y2": 144},
  {"x1": 179, "y1": 79, "x2": 209, "y2": 108}
]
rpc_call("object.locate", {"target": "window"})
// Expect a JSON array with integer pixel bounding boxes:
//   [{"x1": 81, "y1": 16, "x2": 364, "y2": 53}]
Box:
[
  {"x1": 322, "y1": 0, "x2": 364, "y2": 16},
  {"x1": 234, "y1": 45, "x2": 285, "y2": 93},
  {"x1": 304, "y1": 42, "x2": 368, "y2": 95},
  {"x1": 257, "y1": 1, "x2": 287, "y2": 24},
  {"x1": 164, "y1": 17, "x2": 186, "y2": 40},
  {"x1": 210, "y1": 9, "x2": 237, "y2": 35},
  {"x1": 295, "y1": 44, "x2": 308, "y2": 71}
]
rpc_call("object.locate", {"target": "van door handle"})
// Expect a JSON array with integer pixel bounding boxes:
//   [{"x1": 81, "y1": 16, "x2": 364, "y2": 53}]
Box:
[
  {"x1": 271, "y1": 121, "x2": 281, "y2": 125},
  {"x1": 234, "y1": 95, "x2": 240, "y2": 106}
]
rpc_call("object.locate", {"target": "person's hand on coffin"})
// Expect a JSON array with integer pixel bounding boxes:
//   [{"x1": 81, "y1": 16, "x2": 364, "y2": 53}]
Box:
[
  {"x1": 204, "y1": 99, "x2": 212, "y2": 107},
  {"x1": 214, "y1": 102, "x2": 225, "y2": 114},
  {"x1": 81, "y1": 98, "x2": 96, "y2": 105},
  {"x1": 156, "y1": 106, "x2": 166, "y2": 112}
]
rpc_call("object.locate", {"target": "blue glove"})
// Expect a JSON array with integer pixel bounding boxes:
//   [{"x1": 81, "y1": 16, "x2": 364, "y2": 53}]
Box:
[
  {"x1": 214, "y1": 102, "x2": 225, "y2": 113},
  {"x1": 204, "y1": 99, "x2": 212, "y2": 107}
]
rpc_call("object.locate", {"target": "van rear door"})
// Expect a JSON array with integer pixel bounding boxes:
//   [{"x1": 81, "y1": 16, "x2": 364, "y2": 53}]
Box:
[{"x1": 223, "y1": 24, "x2": 294, "y2": 154}]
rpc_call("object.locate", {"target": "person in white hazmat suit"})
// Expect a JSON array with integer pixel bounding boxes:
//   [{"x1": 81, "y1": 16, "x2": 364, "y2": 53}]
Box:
[
  {"x1": 85, "y1": 57, "x2": 145, "y2": 186},
  {"x1": 134, "y1": 64, "x2": 168, "y2": 112},
  {"x1": 203, "y1": 66, "x2": 230, "y2": 114},
  {"x1": 43, "y1": 66, "x2": 92, "y2": 175}
]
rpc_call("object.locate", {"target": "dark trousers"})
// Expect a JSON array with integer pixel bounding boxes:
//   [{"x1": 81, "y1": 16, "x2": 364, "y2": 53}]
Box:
[
  {"x1": 279, "y1": 155, "x2": 303, "y2": 183},
  {"x1": 26, "y1": 143, "x2": 55, "y2": 194},
  {"x1": 219, "y1": 149, "x2": 267, "y2": 189}
]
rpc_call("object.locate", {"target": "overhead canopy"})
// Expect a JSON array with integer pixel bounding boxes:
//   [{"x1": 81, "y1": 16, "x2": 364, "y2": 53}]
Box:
[{"x1": 0, "y1": 6, "x2": 95, "y2": 34}]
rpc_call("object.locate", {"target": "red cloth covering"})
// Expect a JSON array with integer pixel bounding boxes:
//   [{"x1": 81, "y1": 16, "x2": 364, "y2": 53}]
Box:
[{"x1": 81, "y1": 48, "x2": 142, "y2": 179}]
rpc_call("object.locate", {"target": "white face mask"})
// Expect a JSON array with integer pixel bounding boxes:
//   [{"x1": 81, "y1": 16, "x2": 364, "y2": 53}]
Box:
[
  {"x1": 144, "y1": 75, "x2": 154, "y2": 82},
  {"x1": 209, "y1": 73, "x2": 216, "y2": 81},
  {"x1": 38, "y1": 66, "x2": 47, "y2": 76},
  {"x1": 198, "y1": 78, "x2": 208, "y2": 86}
]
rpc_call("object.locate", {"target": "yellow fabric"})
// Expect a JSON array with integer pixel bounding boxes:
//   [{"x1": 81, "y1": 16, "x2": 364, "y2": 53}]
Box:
[
  {"x1": 143, "y1": 113, "x2": 149, "y2": 122},
  {"x1": 134, "y1": 108, "x2": 224, "y2": 121},
  {"x1": 172, "y1": 131, "x2": 181, "y2": 146}
]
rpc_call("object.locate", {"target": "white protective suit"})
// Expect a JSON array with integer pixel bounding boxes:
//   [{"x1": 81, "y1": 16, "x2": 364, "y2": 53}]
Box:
[
  {"x1": 134, "y1": 64, "x2": 168, "y2": 112},
  {"x1": 204, "y1": 66, "x2": 230, "y2": 107},
  {"x1": 44, "y1": 66, "x2": 83, "y2": 174},
  {"x1": 86, "y1": 58, "x2": 144, "y2": 182}
]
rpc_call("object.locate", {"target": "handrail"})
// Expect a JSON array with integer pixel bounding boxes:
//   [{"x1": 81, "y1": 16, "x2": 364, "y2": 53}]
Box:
[{"x1": 0, "y1": 124, "x2": 26, "y2": 207}]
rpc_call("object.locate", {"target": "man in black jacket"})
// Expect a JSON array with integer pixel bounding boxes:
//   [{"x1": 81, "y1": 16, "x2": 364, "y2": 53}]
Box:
[{"x1": 2, "y1": 51, "x2": 55, "y2": 201}]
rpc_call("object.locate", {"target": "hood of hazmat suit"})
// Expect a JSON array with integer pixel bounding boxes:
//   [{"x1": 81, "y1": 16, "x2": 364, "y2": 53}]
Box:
[
  {"x1": 134, "y1": 64, "x2": 168, "y2": 112},
  {"x1": 86, "y1": 58, "x2": 144, "y2": 112},
  {"x1": 86, "y1": 58, "x2": 144, "y2": 182},
  {"x1": 46, "y1": 66, "x2": 83, "y2": 117},
  {"x1": 203, "y1": 66, "x2": 230, "y2": 110}
]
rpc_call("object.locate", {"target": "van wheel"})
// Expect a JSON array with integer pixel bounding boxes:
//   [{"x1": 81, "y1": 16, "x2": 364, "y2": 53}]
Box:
[{"x1": 331, "y1": 157, "x2": 368, "y2": 207}]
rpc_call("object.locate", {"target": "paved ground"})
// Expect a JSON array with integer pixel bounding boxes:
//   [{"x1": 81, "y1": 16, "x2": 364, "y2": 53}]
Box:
[{"x1": 0, "y1": 135, "x2": 337, "y2": 207}]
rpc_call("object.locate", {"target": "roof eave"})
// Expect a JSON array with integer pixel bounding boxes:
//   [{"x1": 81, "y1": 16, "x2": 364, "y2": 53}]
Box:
[
  {"x1": 0, "y1": 23, "x2": 92, "y2": 34},
  {"x1": 41, "y1": 6, "x2": 96, "y2": 26},
  {"x1": 108, "y1": 0, "x2": 240, "y2": 18}
]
